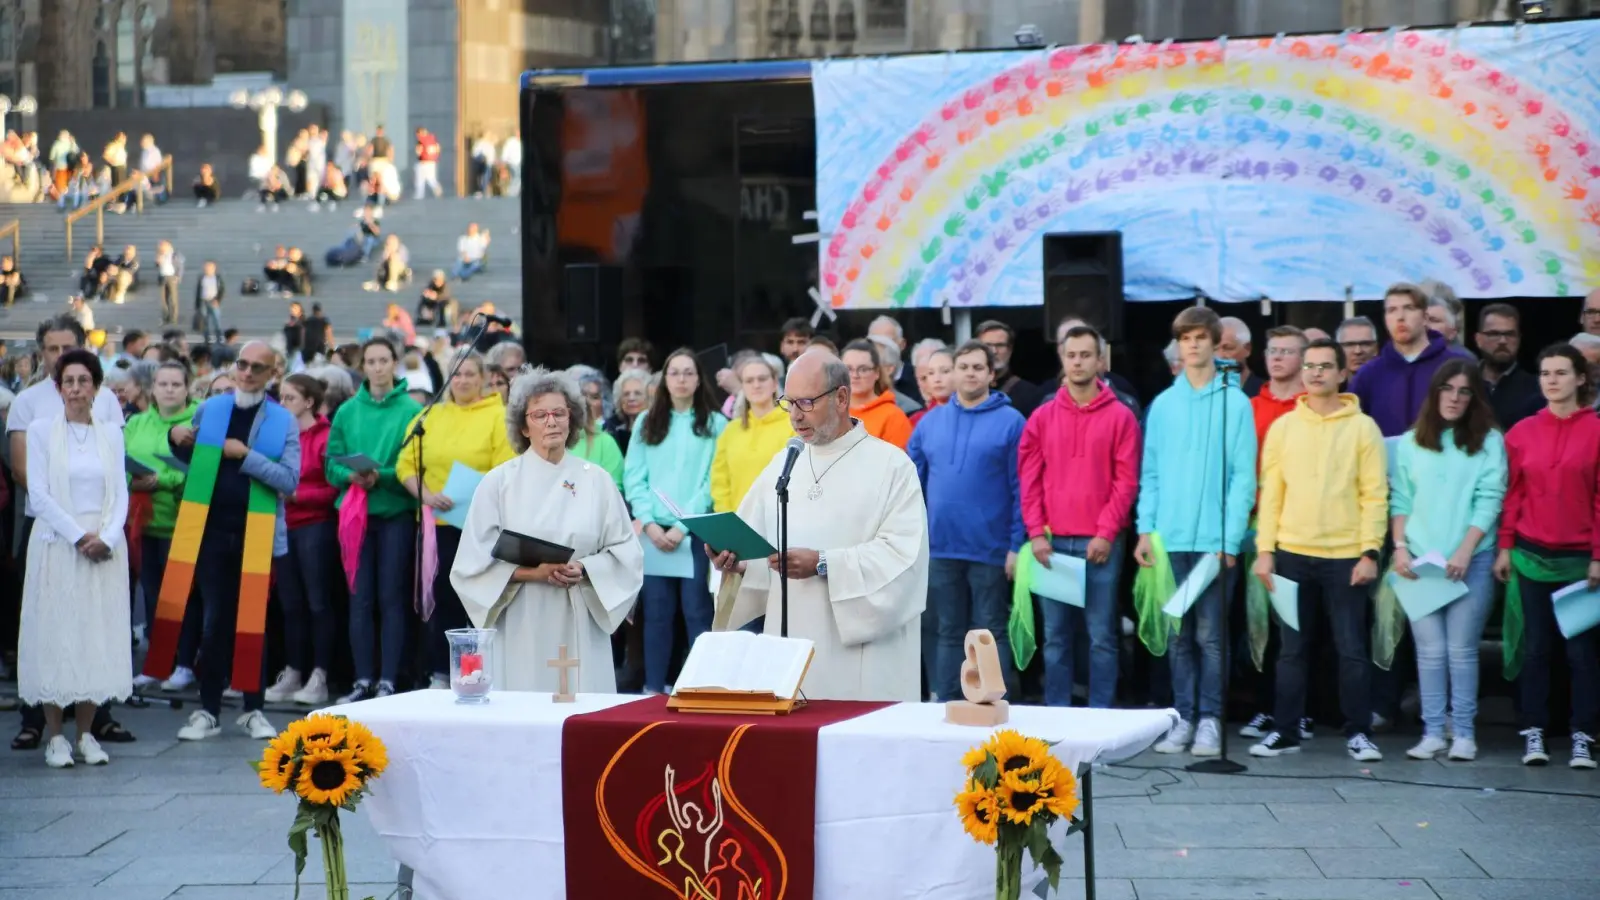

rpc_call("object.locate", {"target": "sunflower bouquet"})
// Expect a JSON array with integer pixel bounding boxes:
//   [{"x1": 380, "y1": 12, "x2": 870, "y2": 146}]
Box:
[
  {"x1": 252, "y1": 713, "x2": 389, "y2": 900},
  {"x1": 954, "y1": 730, "x2": 1083, "y2": 900}
]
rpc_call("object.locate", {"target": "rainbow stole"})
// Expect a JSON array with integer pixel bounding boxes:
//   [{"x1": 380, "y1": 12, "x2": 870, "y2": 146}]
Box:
[{"x1": 143, "y1": 394, "x2": 290, "y2": 693}]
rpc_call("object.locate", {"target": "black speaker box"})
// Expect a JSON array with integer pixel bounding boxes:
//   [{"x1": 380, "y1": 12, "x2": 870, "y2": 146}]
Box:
[
  {"x1": 564, "y1": 264, "x2": 623, "y2": 344},
  {"x1": 1043, "y1": 232, "x2": 1125, "y2": 343}
]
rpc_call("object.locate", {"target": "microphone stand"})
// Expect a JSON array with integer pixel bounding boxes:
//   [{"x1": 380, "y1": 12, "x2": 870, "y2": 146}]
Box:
[
  {"x1": 773, "y1": 470, "x2": 792, "y2": 638},
  {"x1": 1188, "y1": 361, "x2": 1247, "y2": 775},
  {"x1": 408, "y1": 312, "x2": 490, "y2": 658}
]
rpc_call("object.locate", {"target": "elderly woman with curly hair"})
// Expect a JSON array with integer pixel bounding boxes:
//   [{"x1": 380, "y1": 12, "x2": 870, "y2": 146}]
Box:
[{"x1": 449, "y1": 368, "x2": 644, "y2": 692}]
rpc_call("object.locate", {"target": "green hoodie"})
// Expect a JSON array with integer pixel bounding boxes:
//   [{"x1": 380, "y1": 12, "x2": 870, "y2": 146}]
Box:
[
  {"x1": 125, "y1": 400, "x2": 198, "y2": 538},
  {"x1": 326, "y1": 378, "x2": 424, "y2": 519}
]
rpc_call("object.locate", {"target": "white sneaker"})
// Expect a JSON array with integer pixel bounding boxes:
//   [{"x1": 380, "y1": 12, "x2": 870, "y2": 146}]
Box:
[
  {"x1": 1348, "y1": 734, "x2": 1384, "y2": 762},
  {"x1": 1191, "y1": 717, "x2": 1222, "y2": 757},
  {"x1": 263, "y1": 668, "x2": 304, "y2": 704},
  {"x1": 44, "y1": 735, "x2": 74, "y2": 768},
  {"x1": 238, "y1": 710, "x2": 276, "y2": 740},
  {"x1": 292, "y1": 669, "x2": 330, "y2": 705},
  {"x1": 77, "y1": 734, "x2": 109, "y2": 765},
  {"x1": 132, "y1": 674, "x2": 160, "y2": 691},
  {"x1": 428, "y1": 675, "x2": 449, "y2": 690},
  {"x1": 1406, "y1": 735, "x2": 1448, "y2": 760},
  {"x1": 161, "y1": 666, "x2": 195, "y2": 691},
  {"x1": 1153, "y1": 719, "x2": 1194, "y2": 754},
  {"x1": 176, "y1": 710, "x2": 221, "y2": 741},
  {"x1": 223, "y1": 687, "x2": 243, "y2": 701},
  {"x1": 1447, "y1": 737, "x2": 1477, "y2": 761}
]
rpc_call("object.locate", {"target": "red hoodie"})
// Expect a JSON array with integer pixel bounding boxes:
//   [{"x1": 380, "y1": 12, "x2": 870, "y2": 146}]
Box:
[
  {"x1": 1498, "y1": 407, "x2": 1600, "y2": 556},
  {"x1": 287, "y1": 416, "x2": 339, "y2": 530},
  {"x1": 1251, "y1": 384, "x2": 1302, "y2": 456},
  {"x1": 1018, "y1": 382, "x2": 1141, "y2": 542}
]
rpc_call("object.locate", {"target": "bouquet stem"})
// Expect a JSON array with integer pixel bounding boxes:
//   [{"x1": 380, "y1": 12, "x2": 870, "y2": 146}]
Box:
[
  {"x1": 322, "y1": 812, "x2": 348, "y2": 900},
  {"x1": 996, "y1": 840, "x2": 1023, "y2": 900}
]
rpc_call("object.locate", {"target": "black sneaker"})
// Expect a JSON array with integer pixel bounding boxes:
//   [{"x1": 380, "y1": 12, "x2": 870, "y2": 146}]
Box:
[
  {"x1": 1521, "y1": 727, "x2": 1549, "y2": 766},
  {"x1": 1572, "y1": 732, "x2": 1596, "y2": 770},
  {"x1": 336, "y1": 681, "x2": 374, "y2": 705},
  {"x1": 1240, "y1": 713, "x2": 1273, "y2": 739},
  {"x1": 376, "y1": 681, "x2": 396, "y2": 698},
  {"x1": 1249, "y1": 731, "x2": 1301, "y2": 757},
  {"x1": 1298, "y1": 717, "x2": 1315, "y2": 740}
]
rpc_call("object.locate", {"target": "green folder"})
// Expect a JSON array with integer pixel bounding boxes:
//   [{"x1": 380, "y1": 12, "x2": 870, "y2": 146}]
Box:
[{"x1": 679, "y1": 512, "x2": 777, "y2": 561}]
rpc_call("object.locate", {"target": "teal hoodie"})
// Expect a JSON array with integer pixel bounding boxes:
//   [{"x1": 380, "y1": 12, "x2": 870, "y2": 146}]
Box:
[
  {"x1": 326, "y1": 378, "x2": 424, "y2": 520},
  {"x1": 1390, "y1": 427, "x2": 1506, "y2": 557},
  {"x1": 1135, "y1": 371, "x2": 1257, "y2": 554},
  {"x1": 624, "y1": 408, "x2": 728, "y2": 528}
]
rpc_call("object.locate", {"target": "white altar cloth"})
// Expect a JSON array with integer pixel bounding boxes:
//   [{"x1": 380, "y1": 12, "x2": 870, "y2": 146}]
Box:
[{"x1": 326, "y1": 692, "x2": 1176, "y2": 900}]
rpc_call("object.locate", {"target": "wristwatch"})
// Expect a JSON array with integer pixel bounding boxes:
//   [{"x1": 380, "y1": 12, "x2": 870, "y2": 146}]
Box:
[
  {"x1": 1361, "y1": 549, "x2": 1380, "y2": 562},
  {"x1": 816, "y1": 552, "x2": 828, "y2": 578}
]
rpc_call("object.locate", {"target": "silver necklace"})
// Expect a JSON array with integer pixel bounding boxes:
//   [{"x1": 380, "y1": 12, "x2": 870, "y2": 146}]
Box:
[
  {"x1": 67, "y1": 421, "x2": 91, "y2": 449},
  {"x1": 805, "y1": 437, "x2": 865, "y2": 500}
]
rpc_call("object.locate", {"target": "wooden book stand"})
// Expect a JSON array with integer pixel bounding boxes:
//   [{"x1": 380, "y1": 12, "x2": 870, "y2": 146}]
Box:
[{"x1": 667, "y1": 649, "x2": 815, "y2": 716}]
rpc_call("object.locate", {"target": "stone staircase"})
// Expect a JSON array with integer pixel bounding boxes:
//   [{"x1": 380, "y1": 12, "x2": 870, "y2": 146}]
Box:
[{"x1": 0, "y1": 195, "x2": 523, "y2": 345}]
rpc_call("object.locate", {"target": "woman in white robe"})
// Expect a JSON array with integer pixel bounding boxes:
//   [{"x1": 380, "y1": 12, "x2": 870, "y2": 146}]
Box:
[
  {"x1": 18, "y1": 349, "x2": 131, "y2": 768},
  {"x1": 451, "y1": 368, "x2": 644, "y2": 693}
]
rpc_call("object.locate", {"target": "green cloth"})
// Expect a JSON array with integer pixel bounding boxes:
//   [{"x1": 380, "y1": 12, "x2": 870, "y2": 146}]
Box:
[
  {"x1": 1504, "y1": 548, "x2": 1591, "y2": 680},
  {"x1": 326, "y1": 379, "x2": 423, "y2": 519},
  {"x1": 1371, "y1": 557, "x2": 1408, "y2": 671},
  {"x1": 123, "y1": 401, "x2": 197, "y2": 538},
  {"x1": 1132, "y1": 532, "x2": 1179, "y2": 656},
  {"x1": 1009, "y1": 541, "x2": 1039, "y2": 670},
  {"x1": 1244, "y1": 552, "x2": 1271, "y2": 672},
  {"x1": 571, "y1": 428, "x2": 625, "y2": 489}
]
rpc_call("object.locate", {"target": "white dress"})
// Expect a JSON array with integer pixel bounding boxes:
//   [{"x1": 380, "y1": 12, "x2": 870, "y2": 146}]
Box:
[{"x1": 17, "y1": 416, "x2": 131, "y2": 707}]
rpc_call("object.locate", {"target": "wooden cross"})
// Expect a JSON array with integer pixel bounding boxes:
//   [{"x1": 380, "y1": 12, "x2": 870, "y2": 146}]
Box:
[{"x1": 548, "y1": 644, "x2": 579, "y2": 703}]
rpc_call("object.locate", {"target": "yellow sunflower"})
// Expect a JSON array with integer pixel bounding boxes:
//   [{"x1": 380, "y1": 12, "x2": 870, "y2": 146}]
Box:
[
  {"x1": 295, "y1": 747, "x2": 363, "y2": 807},
  {"x1": 345, "y1": 722, "x2": 389, "y2": 778},
  {"x1": 986, "y1": 730, "x2": 1051, "y2": 777},
  {"x1": 997, "y1": 768, "x2": 1051, "y2": 825},
  {"x1": 954, "y1": 786, "x2": 1000, "y2": 845},
  {"x1": 1038, "y1": 759, "x2": 1080, "y2": 820},
  {"x1": 289, "y1": 714, "x2": 348, "y2": 752},
  {"x1": 257, "y1": 742, "x2": 294, "y2": 794},
  {"x1": 960, "y1": 745, "x2": 992, "y2": 772}
]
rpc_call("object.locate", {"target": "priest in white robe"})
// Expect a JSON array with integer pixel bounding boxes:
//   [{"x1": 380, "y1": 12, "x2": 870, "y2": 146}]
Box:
[
  {"x1": 451, "y1": 368, "x2": 644, "y2": 693},
  {"x1": 710, "y1": 349, "x2": 928, "y2": 701}
]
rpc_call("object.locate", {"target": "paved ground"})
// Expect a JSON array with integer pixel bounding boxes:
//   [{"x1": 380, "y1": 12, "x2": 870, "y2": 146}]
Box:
[{"x1": 0, "y1": 702, "x2": 1596, "y2": 900}]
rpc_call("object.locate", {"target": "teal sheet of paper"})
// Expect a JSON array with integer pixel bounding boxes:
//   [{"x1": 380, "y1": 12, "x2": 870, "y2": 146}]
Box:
[
  {"x1": 435, "y1": 462, "x2": 485, "y2": 530},
  {"x1": 1552, "y1": 580, "x2": 1600, "y2": 639},
  {"x1": 642, "y1": 536, "x2": 695, "y2": 578},
  {"x1": 1269, "y1": 576, "x2": 1301, "y2": 631},
  {"x1": 1163, "y1": 553, "x2": 1221, "y2": 617},
  {"x1": 1389, "y1": 561, "x2": 1469, "y2": 622},
  {"x1": 1031, "y1": 554, "x2": 1087, "y2": 607}
]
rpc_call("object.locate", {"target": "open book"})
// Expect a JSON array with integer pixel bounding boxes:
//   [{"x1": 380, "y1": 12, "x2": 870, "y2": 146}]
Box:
[{"x1": 673, "y1": 631, "x2": 814, "y2": 700}]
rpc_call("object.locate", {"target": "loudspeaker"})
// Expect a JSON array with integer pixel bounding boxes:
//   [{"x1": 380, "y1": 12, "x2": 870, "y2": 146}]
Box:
[
  {"x1": 564, "y1": 264, "x2": 623, "y2": 344},
  {"x1": 1043, "y1": 232, "x2": 1124, "y2": 343}
]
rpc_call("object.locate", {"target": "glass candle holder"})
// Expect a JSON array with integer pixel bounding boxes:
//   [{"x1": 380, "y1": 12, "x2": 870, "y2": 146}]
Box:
[{"x1": 445, "y1": 628, "x2": 496, "y2": 704}]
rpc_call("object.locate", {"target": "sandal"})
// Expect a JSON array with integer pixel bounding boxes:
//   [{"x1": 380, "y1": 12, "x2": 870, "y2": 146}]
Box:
[
  {"x1": 10, "y1": 726, "x2": 40, "y2": 751},
  {"x1": 92, "y1": 719, "x2": 137, "y2": 744}
]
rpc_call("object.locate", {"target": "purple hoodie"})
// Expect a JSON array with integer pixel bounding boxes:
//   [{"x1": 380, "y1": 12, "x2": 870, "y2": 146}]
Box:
[{"x1": 1348, "y1": 330, "x2": 1475, "y2": 437}]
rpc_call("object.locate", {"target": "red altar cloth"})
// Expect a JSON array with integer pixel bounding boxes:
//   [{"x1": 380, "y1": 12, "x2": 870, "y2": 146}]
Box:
[{"x1": 561, "y1": 695, "x2": 891, "y2": 899}]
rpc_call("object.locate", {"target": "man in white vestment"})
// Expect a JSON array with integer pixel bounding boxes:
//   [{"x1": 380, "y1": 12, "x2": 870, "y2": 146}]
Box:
[
  {"x1": 451, "y1": 369, "x2": 645, "y2": 692},
  {"x1": 710, "y1": 349, "x2": 928, "y2": 701}
]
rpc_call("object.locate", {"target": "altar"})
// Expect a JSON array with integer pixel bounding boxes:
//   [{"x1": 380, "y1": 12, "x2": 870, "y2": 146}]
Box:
[{"x1": 328, "y1": 691, "x2": 1175, "y2": 900}]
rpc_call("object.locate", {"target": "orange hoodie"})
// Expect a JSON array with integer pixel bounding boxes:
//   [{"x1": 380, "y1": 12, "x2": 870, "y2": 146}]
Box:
[
  {"x1": 1251, "y1": 383, "x2": 1302, "y2": 457},
  {"x1": 852, "y1": 390, "x2": 913, "y2": 450}
]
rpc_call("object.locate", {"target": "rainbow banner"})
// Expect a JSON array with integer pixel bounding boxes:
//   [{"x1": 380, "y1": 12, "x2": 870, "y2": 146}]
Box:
[{"x1": 814, "y1": 20, "x2": 1600, "y2": 309}]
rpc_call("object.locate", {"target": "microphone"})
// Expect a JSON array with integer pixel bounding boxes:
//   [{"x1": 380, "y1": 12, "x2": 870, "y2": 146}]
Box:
[
  {"x1": 479, "y1": 313, "x2": 514, "y2": 328},
  {"x1": 1215, "y1": 358, "x2": 1241, "y2": 370},
  {"x1": 774, "y1": 437, "x2": 805, "y2": 494}
]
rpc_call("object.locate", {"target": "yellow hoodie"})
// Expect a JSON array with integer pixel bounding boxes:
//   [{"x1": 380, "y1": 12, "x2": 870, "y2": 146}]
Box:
[
  {"x1": 395, "y1": 393, "x2": 516, "y2": 496},
  {"x1": 710, "y1": 405, "x2": 794, "y2": 512},
  {"x1": 1256, "y1": 393, "x2": 1388, "y2": 559}
]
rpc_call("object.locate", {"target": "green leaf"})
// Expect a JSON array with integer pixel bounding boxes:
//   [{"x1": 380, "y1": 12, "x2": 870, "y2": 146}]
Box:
[
  {"x1": 974, "y1": 755, "x2": 999, "y2": 789},
  {"x1": 1043, "y1": 844, "x2": 1064, "y2": 891},
  {"x1": 1063, "y1": 815, "x2": 1088, "y2": 838},
  {"x1": 1025, "y1": 819, "x2": 1050, "y2": 866},
  {"x1": 287, "y1": 806, "x2": 315, "y2": 900}
]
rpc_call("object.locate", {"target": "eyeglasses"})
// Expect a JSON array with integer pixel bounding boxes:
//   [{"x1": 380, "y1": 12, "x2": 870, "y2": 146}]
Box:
[
  {"x1": 846, "y1": 366, "x2": 877, "y2": 378},
  {"x1": 777, "y1": 388, "x2": 841, "y2": 412},
  {"x1": 1440, "y1": 386, "x2": 1474, "y2": 399},
  {"x1": 1302, "y1": 362, "x2": 1339, "y2": 372},
  {"x1": 527, "y1": 408, "x2": 569, "y2": 422},
  {"x1": 1582, "y1": 310, "x2": 1600, "y2": 320},
  {"x1": 1479, "y1": 330, "x2": 1517, "y2": 341},
  {"x1": 622, "y1": 354, "x2": 651, "y2": 367},
  {"x1": 234, "y1": 358, "x2": 272, "y2": 376}
]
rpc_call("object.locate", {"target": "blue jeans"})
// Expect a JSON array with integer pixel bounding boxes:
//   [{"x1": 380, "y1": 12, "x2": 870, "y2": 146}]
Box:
[
  {"x1": 1166, "y1": 551, "x2": 1233, "y2": 724},
  {"x1": 200, "y1": 302, "x2": 223, "y2": 344},
  {"x1": 641, "y1": 537, "x2": 711, "y2": 693},
  {"x1": 451, "y1": 259, "x2": 484, "y2": 280},
  {"x1": 928, "y1": 558, "x2": 1016, "y2": 702},
  {"x1": 1039, "y1": 537, "x2": 1124, "y2": 708},
  {"x1": 350, "y1": 515, "x2": 416, "y2": 686},
  {"x1": 1411, "y1": 551, "x2": 1494, "y2": 740},
  {"x1": 277, "y1": 521, "x2": 339, "y2": 675},
  {"x1": 1272, "y1": 550, "x2": 1372, "y2": 738}
]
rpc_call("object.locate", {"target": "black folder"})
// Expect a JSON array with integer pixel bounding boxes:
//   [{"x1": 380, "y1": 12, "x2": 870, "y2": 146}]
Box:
[{"x1": 492, "y1": 529, "x2": 575, "y2": 567}]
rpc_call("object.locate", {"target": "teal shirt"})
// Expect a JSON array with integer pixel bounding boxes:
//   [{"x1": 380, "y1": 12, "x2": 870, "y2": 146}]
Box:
[
  {"x1": 571, "y1": 428, "x2": 625, "y2": 490},
  {"x1": 1390, "y1": 427, "x2": 1506, "y2": 557},
  {"x1": 1134, "y1": 372, "x2": 1257, "y2": 554},
  {"x1": 623, "y1": 409, "x2": 727, "y2": 528}
]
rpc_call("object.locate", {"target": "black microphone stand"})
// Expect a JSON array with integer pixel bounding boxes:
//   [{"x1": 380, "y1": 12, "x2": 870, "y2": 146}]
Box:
[
  {"x1": 1188, "y1": 361, "x2": 1247, "y2": 775},
  {"x1": 773, "y1": 469, "x2": 791, "y2": 638},
  {"x1": 408, "y1": 312, "x2": 490, "y2": 668}
]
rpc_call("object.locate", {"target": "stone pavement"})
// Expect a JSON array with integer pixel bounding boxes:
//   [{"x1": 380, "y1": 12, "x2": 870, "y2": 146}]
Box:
[{"x1": 0, "y1": 702, "x2": 1596, "y2": 900}]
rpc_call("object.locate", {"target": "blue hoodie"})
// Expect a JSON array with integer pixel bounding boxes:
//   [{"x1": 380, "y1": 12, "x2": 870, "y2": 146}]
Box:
[
  {"x1": 1349, "y1": 330, "x2": 1475, "y2": 437},
  {"x1": 1135, "y1": 371, "x2": 1257, "y2": 554},
  {"x1": 907, "y1": 391, "x2": 1027, "y2": 566}
]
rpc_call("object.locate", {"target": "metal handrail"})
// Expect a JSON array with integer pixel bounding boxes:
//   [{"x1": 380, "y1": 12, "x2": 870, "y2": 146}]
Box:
[
  {"x1": 64, "y1": 154, "x2": 173, "y2": 261},
  {"x1": 0, "y1": 219, "x2": 18, "y2": 262}
]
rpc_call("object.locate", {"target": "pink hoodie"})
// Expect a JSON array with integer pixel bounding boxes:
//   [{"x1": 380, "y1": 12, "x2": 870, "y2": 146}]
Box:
[{"x1": 1018, "y1": 383, "x2": 1141, "y2": 542}]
